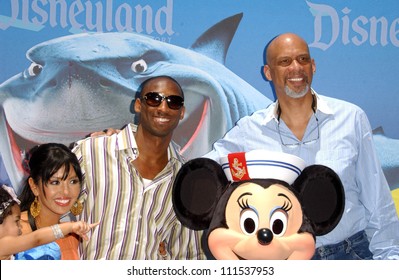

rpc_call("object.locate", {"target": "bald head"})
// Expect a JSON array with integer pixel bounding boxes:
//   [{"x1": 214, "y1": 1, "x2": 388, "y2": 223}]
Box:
[{"x1": 265, "y1": 33, "x2": 310, "y2": 65}]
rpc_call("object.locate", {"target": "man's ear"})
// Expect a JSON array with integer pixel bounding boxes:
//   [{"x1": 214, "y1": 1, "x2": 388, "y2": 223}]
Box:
[
  {"x1": 311, "y1": 58, "x2": 316, "y2": 73},
  {"x1": 173, "y1": 158, "x2": 229, "y2": 230},
  {"x1": 133, "y1": 98, "x2": 141, "y2": 114},
  {"x1": 180, "y1": 106, "x2": 185, "y2": 120},
  {"x1": 263, "y1": 65, "x2": 272, "y2": 81}
]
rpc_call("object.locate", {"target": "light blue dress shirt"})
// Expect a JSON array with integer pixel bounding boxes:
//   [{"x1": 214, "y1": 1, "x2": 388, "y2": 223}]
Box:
[{"x1": 205, "y1": 91, "x2": 399, "y2": 259}]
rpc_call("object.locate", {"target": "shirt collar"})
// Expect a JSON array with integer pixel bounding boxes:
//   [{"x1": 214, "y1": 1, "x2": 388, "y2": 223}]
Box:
[
  {"x1": 116, "y1": 123, "x2": 184, "y2": 163},
  {"x1": 262, "y1": 88, "x2": 333, "y2": 125},
  {"x1": 117, "y1": 123, "x2": 138, "y2": 151},
  {"x1": 312, "y1": 89, "x2": 333, "y2": 115}
]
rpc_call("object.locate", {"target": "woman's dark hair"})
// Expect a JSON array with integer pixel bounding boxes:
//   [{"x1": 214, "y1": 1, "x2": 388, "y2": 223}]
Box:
[{"x1": 18, "y1": 143, "x2": 83, "y2": 212}]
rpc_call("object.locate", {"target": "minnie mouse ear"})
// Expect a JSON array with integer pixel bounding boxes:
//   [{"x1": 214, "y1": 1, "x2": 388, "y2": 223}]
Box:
[
  {"x1": 172, "y1": 158, "x2": 228, "y2": 230},
  {"x1": 293, "y1": 165, "x2": 345, "y2": 236}
]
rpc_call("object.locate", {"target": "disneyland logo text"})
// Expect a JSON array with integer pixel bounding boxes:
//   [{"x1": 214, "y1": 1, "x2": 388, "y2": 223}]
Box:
[
  {"x1": 0, "y1": 0, "x2": 175, "y2": 35},
  {"x1": 307, "y1": 1, "x2": 399, "y2": 50}
]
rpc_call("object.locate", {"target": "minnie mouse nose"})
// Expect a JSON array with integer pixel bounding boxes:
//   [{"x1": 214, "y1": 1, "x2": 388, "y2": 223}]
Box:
[{"x1": 257, "y1": 228, "x2": 273, "y2": 245}]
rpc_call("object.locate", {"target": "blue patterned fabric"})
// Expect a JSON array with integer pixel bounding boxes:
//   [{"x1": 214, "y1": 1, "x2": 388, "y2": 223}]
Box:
[{"x1": 15, "y1": 242, "x2": 61, "y2": 260}]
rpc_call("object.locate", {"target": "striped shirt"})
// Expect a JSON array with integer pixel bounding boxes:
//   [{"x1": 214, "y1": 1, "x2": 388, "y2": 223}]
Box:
[
  {"x1": 73, "y1": 123, "x2": 206, "y2": 260},
  {"x1": 206, "y1": 90, "x2": 399, "y2": 259}
]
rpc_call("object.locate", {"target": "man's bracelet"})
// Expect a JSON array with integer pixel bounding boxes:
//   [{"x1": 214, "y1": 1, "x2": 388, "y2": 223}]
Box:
[{"x1": 51, "y1": 224, "x2": 65, "y2": 240}]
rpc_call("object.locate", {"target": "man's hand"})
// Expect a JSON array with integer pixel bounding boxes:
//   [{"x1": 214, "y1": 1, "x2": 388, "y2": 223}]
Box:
[{"x1": 90, "y1": 128, "x2": 120, "y2": 137}]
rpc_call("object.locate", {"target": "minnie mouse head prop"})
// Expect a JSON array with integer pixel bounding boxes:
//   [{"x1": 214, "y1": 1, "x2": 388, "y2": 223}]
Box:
[{"x1": 172, "y1": 150, "x2": 345, "y2": 260}]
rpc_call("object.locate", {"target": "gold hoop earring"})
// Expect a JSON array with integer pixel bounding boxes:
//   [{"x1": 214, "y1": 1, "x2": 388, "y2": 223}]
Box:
[
  {"x1": 30, "y1": 196, "x2": 41, "y2": 218},
  {"x1": 70, "y1": 200, "x2": 83, "y2": 216}
]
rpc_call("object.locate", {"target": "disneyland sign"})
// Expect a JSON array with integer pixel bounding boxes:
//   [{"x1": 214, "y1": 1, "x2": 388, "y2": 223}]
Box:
[{"x1": 307, "y1": 1, "x2": 399, "y2": 50}]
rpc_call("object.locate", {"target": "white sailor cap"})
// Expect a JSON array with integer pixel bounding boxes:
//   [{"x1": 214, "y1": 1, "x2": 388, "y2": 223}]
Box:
[{"x1": 220, "y1": 150, "x2": 306, "y2": 185}]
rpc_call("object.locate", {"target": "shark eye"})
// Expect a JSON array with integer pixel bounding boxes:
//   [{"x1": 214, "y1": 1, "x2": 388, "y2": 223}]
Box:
[
  {"x1": 131, "y1": 59, "x2": 148, "y2": 73},
  {"x1": 240, "y1": 208, "x2": 259, "y2": 235},
  {"x1": 27, "y1": 63, "x2": 43, "y2": 76}
]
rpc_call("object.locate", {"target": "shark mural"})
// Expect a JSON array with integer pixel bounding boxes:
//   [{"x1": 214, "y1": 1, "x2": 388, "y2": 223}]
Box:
[
  {"x1": 1, "y1": 12, "x2": 398, "y2": 214},
  {"x1": 0, "y1": 13, "x2": 273, "y2": 194}
]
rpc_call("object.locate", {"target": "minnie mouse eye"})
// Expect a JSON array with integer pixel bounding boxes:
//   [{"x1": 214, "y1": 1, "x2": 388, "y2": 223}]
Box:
[
  {"x1": 269, "y1": 209, "x2": 288, "y2": 237},
  {"x1": 240, "y1": 208, "x2": 259, "y2": 235}
]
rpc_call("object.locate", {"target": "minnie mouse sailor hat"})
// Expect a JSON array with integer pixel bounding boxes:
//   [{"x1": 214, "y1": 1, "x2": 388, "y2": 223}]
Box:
[{"x1": 220, "y1": 150, "x2": 306, "y2": 185}]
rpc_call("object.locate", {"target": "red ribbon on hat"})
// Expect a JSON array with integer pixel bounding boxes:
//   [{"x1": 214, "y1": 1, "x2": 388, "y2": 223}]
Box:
[{"x1": 228, "y1": 152, "x2": 250, "y2": 181}]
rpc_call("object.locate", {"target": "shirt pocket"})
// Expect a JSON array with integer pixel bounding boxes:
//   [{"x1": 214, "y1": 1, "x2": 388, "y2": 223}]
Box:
[{"x1": 315, "y1": 148, "x2": 357, "y2": 182}]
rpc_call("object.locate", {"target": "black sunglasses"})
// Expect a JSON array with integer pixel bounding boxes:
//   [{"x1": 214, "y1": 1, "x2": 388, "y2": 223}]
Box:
[{"x1": 141, "y1": 92, "x2": 184, "y2": 110}]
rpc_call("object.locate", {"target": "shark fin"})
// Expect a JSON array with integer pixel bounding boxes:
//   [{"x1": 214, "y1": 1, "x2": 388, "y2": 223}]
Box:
[
  {"x1": 189, "y1": 13, "x2": 243, "y2": 64},
  {"x1": 372, "y1": 126, "x2": 384, "y2": 135}
]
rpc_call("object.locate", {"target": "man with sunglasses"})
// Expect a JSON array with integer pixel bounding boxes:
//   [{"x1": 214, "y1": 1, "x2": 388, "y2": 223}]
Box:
[
  {"x1": 205, "y1": 33, "x2": 399, "y2": 259},
  {"x1": 72, "y1": 76, "x2": 206, "y2": 259}
]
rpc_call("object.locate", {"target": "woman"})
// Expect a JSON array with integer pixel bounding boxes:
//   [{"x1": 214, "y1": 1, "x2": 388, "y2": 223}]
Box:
[
  {"x1": 17, "y1": 143, "x2": 84, "y2": 260},
  {"x1": 0, "y1": 184, "x2": 97, "y2": 260}
]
